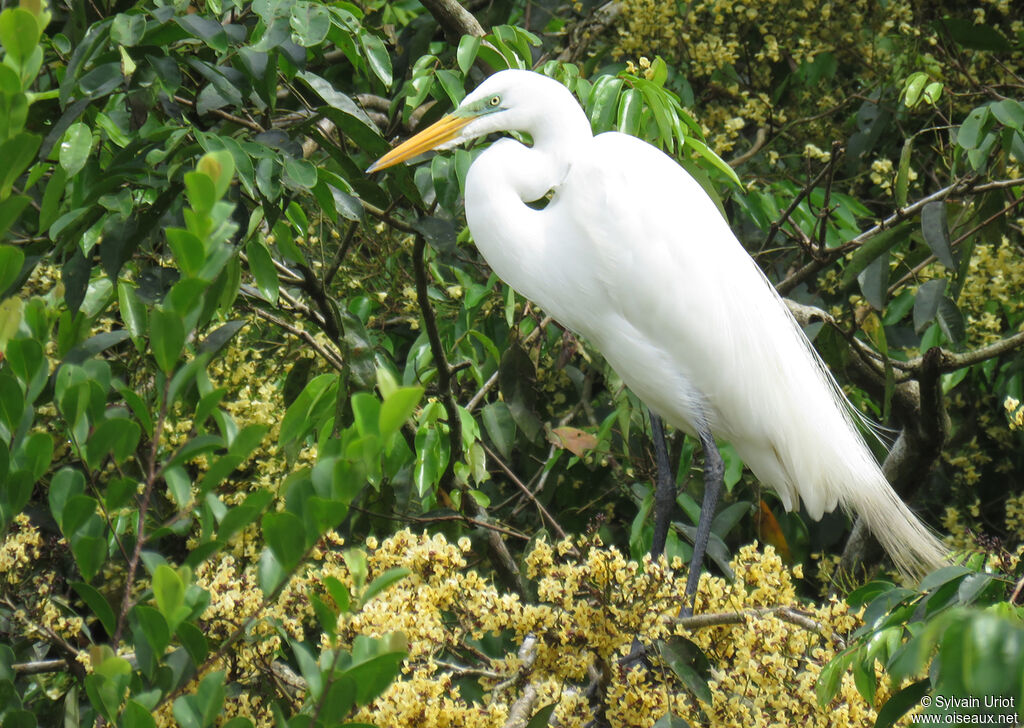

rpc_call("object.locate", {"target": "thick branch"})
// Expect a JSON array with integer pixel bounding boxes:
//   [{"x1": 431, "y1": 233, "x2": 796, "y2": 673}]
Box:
[{"x1": 418, "y1": 0, "x2": 485, "y2": 41}]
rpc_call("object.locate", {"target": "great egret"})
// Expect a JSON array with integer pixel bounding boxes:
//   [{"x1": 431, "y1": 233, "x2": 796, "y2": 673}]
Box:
[{"x1": 369, "y1": 69, "x2": 946, "y2": 608}]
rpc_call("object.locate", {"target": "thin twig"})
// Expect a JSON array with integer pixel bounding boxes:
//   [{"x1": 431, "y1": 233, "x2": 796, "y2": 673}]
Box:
[
  {"x1": 483, "y1": 443, "x2": 568, "y2": 540},
  {"x1": 413, "y1": 233, "x2": 462, "y2": 490},
  {"x1": 763, "y1": 162, "x2": 833, "y2": 251}
]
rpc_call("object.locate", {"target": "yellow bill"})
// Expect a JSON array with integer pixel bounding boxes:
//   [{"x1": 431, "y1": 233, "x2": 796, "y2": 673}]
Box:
[{"x1": 366, "y1": 114, "x2": 475, "y2": 173}]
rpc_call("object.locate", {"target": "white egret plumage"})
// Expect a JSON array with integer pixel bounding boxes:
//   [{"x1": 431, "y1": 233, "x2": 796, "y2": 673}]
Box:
[{"x1": 369, "y1": 69, "x2": 946, "y2": 608}]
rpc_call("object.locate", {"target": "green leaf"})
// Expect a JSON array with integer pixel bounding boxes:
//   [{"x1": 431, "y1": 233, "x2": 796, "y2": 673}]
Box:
[
  {"x1": 117, "y1": 281, "x2": 147, "y2": 348},
  {"x1": 58, "y1": 123, "x2": 93, "y2": 176},
  {"x1": 920, "y1": 201, "x2": 956, "y2": 268},
  {"x1": 16, "y1": 430, "x2": 52, "y2": 481},
  {"x1": 343, "y1": 650, "x2": 406, "y2": 705},
  {"x1": 378, "y1": 386, "x2": 423, "y2": 441},
  {"x1": 283, "y1": 157, "x2": 317, "y2": 189},
  {"x1": 360, "y1": 33, "x2": 392, "y2": 87},
  {"x1": 290, "y1": 3, "x2": 330, "y2": 47},
  {"x1": 152, "y1": 564, "x2": 186, "y2": 626},
  {"x1": 0, "y1": 245, "x2": 24, "y2": 294},
  {"x1": 894, "y1": 138, "x2": 912, "y2": 207},
  {"x1": 662, "y1": 636, "x2": 712, "y2": 704},
  {"x1": 852, "y1": 657, "x2": 877, "y2": 705},
  {"x1": 0, "y1": 194, "x2": 29, "y2": 240},
  {"x1": 257, "y1": 546, "x2": 286, "y2": 594},
  {"x1": 901, "y1": 72, "x2": 928, "y2": 108},
  {"x1": 0, "y1": 8, "x2": 41, "y2": 64},
  {"x1": 361, "y1": 567, "x2": 410, "y2": 604},
  {"x1": 279, "y1": 373, "x2": 338, "y2": 448},
  {"x1": 588, "y1": 76, "x2": 623, "y2": 133},
  {"x1": 684, "y1": 135, "x2": 743, "y2": 187},
  {"x1": 87, "y1": 417, "x2": 140, "y2": 468},
  {"x1": 913, "y1": 278, "x2": 946, "y2": 334},
  {"x1": 324, "y1": 575, "x2": 350, "y2": 613},
  {"x1": 526, "y1": 704, "x2": 557, "y2": 728},
  {"x1": 71, "y1": 582, "x2": 117, "y2": 638},
  {"x1": 245, "y1": 239, "x2": 279, "y2": 304},
  {"x1": 0, "y1": 368, "x2": 24, "y2": 434},
  {"x1": 0, "y1": 132, "x2": 39, "y2": 198},
  {"x1": 874, "y1": 680, "x2": 930, "y2": 728},
  {"x1": 184, "y1": 170, "x2": 216, "y2": 216},
  {"x1": 917, "y1": 564, "x2": 973, "y2": 592},
  {"x1": 957, "y1": 107, "x2": 992, "y2": 150},
  {"x1": 165, "y1": 228, "x2": 206, "y2": 277},
  {"x1": 457, "y1": 35, "x2": 480, "y2": 74},
  {"x1": 816, "y1": 650, "x2": 853, "y2": 705},
  {"x1": 150, "y1": 308, "x2": 186, "y2": 375},
  {"x1": 177, "y1": 621, "x2": 209, "y2": 665},
  {"x1": 196, "y1": 150, "x2": 235, "y2": 200},
  {"x1": 262, "y1": 511, "x2": 306, "y2": 570},
  {"x1": 121, "y1": 701, "x2": 157, "y2": 728},
  {"x1": 49, "y1": 467, "x2": 85, "y2": 526},
  {"x1": 938, "y1": 17, "x2": 1011, "y2": 52},
  {"x1": 936, "y1": 296, "x2": 965, "y2": 344},
  {"x1": 132, "y1": 605, "x2": 170, "y2": 662},
  {"x1": 857, "y1": 251, "x2": 890, "y2": 310},
  {"x1": 38, "y1": 165, "x2": 66, "y2": 233},
  {"x1": 652, "y1": 713, "x2": 691, "y2": 728},
  {"x1": 77, "y1": 63, "x2": 123, "y2": 98},
  {"x1": 617, "y1": 88, "x2": 643, "y2": 136},
  {"x1": 110, "y1": 13, "x2": 146, "y2": 47},
  {"x1": 481, "y1": 401, "x2": 515, "y2": 459}
]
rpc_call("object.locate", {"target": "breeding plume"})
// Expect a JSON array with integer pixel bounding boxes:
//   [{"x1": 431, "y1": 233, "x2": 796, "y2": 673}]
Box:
[{"x1": 369, "y1": 69, "x2": 946, "y2": 605}]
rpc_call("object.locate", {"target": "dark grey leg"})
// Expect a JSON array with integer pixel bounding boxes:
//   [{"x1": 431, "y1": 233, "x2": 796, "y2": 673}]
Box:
[
  {"x1": 649, "y1": 413, "x2": 675, "y2": 558},
  {"x1": 679, "y1": 426, "x2": 724, "y2": 617}
]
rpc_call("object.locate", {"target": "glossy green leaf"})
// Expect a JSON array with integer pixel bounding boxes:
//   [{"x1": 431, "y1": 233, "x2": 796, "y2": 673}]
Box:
[
  {"x1": 290, "y1": 3, "x2": 330, "y2": 46},
  {"x1": 457, "y1": 35, "x2": 480, "y2": 74},
  {"x1": 360, "y1": 32, "x2": 392, "y2": 87},
  {"x1": 58, "y1": 123, "x2": 93, "y2": 176}
]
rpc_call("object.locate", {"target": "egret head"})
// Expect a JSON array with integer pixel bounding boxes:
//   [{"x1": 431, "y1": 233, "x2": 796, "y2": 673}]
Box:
[{"x1": 367, "y1": 70, "x2": 577, "y2": 173}]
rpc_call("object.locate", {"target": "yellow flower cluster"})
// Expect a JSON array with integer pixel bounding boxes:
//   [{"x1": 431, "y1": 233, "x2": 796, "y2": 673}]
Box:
[
  {"x1": 0, "y1": 515, "x2": 85, "y2": 642},
  {"x1": 613, "y1": 0, "x2": 922, "y2": 152},
  {"x1": 1006, "y1": 397, "x2": 1024, "y2": 431},
  {"x1": 282, "y1": 530, "x2": 897, "y2": 727},
  {"x1": 0, "y1": 513, "x2": 42, "y2": 584},
  {"x1": 957, "y1": 238, "x2": 1024, "y2": 347}
]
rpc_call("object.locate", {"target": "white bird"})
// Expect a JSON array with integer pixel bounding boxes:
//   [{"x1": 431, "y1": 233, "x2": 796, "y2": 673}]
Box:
[{"x1": 368, "y1": 69, "x2": 946, "y2": 607}]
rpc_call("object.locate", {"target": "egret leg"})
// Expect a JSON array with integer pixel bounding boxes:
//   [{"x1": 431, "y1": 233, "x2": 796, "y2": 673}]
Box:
[
  {"x1": 649, "y1": 413, "x2": 675, "y2": 558},
  {"x1": 679, "y1": 428, "x2": 724, "y2": 617}
]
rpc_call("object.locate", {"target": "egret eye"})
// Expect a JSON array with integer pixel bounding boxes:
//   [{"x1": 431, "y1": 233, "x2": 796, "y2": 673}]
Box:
[{"x1": 489, "y1": 95, "x2": 501, "y2": 107}]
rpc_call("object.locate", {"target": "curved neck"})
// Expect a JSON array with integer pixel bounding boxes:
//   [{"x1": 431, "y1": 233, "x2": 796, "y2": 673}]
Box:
[{"x1": 520, "y1": 99, "x2": 591, "y2": 192}]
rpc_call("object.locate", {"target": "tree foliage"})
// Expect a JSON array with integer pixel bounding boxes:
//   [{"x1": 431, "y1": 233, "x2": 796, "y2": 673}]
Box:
[{"x1": 1, "y1": 0, "x2": 1023, "y2": 726}]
